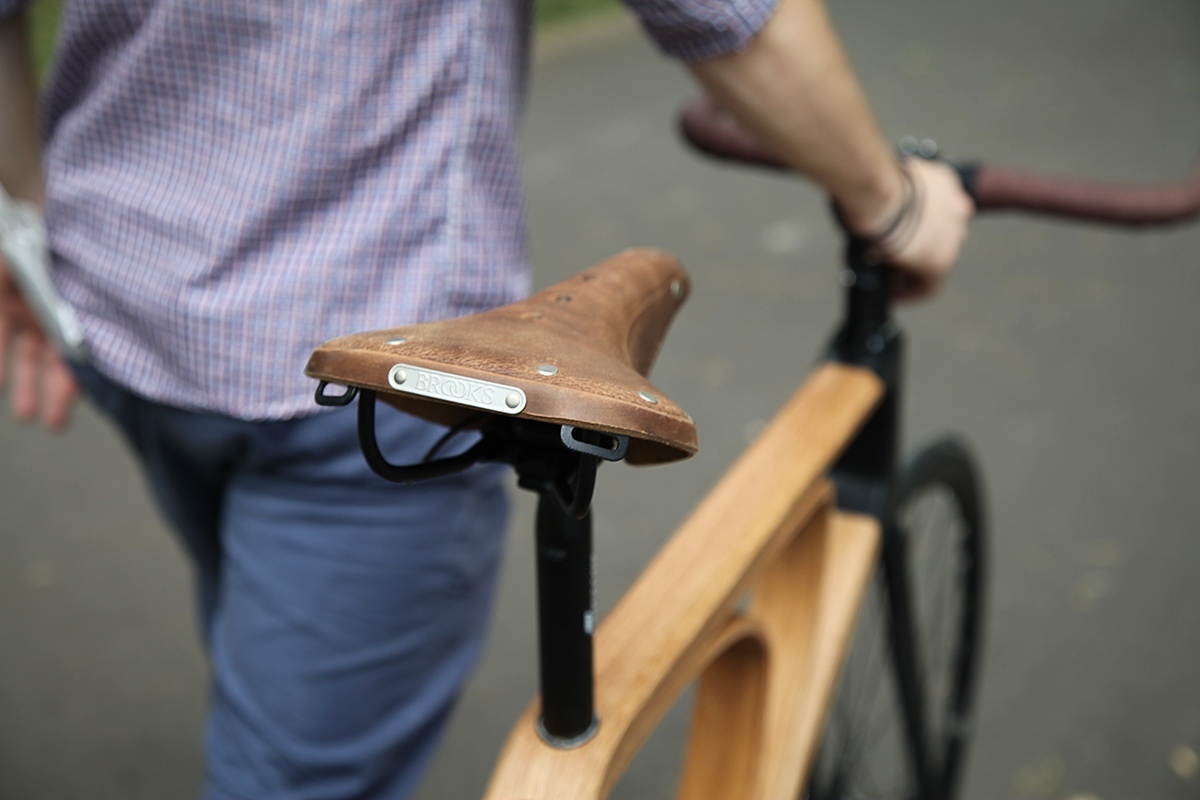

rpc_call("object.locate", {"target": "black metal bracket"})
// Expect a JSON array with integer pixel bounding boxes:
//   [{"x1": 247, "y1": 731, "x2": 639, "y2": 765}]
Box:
[
  {"x1": 314, "y1": 380, "x2": 359, "y2": 407},
  {"x1": 560, "y1": 426, "x2": 630, "y2": 462}
]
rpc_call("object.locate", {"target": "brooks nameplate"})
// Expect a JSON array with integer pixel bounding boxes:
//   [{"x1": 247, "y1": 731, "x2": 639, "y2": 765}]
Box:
[{"x1": 387, "y1": 364, "x2": 527, "y2": 415}]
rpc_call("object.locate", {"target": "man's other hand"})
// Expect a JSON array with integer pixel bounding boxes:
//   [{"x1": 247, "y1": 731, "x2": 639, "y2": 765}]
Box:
[{"x1": 0, "y1": 252, "x2": 78, "y2": 430}]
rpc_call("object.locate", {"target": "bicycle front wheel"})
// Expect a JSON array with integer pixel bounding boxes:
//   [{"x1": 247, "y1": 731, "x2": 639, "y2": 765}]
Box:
[{"x1": 808, "y1": 436, "x2": 986, "y2": 800}]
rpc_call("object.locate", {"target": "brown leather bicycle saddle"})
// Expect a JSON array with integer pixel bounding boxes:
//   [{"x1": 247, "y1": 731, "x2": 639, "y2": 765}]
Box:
[{"x1": 305, "y1": 248, "x2": 698, "y2": 465}]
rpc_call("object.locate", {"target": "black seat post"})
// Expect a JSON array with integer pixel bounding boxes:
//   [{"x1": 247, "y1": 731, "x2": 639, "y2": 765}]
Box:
[
  {"x1": 532, "y1": 491, "x2": 599, "y2": 746},
  {"x1": 510, "y1": 434, "x2": 607, "y2": 749}
]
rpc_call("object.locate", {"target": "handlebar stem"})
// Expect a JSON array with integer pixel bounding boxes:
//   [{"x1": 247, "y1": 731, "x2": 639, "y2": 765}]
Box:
[{"x1": 829, "y1": 237, "x2": 903, "y2": 513}]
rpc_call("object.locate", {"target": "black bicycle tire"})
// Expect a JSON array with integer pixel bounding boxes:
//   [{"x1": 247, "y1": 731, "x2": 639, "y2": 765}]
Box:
[{"x1": 807, "y1": 436, "x2": 987, "y2": 800}]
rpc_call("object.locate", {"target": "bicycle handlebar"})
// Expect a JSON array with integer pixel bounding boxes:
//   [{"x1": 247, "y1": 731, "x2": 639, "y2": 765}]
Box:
[{"x1": 678, "y1": 96, "x2": 1200, "y2": 227}]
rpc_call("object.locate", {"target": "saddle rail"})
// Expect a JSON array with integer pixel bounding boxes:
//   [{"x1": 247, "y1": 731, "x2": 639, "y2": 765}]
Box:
[{"x1": 485, "y1": 362, "x2": 884, "y2": 799}]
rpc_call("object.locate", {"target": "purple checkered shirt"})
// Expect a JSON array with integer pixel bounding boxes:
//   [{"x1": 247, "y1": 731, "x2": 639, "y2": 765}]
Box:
[{"x1": 3, "y1": 0, "x2": 776, "y2": 419}]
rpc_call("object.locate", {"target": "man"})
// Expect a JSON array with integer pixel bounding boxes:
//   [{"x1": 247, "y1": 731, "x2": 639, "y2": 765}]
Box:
[{"x1": 0, "y1": 0, "x2": 971, "y2": 797}]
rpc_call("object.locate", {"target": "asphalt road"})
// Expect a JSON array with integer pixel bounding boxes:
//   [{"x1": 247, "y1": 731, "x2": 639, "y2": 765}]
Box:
[{"x1": 2, "y1": 1, "x2": 1198, "y2": 798}]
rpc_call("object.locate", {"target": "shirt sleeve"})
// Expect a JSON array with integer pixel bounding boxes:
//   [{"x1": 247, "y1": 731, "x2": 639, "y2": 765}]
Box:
[
  {"x1": 0, "y1": 0, "x2": 33, "y2": 20},
  {"x1": 622, "y1": 0, "x2": 781, "y2": 62}
]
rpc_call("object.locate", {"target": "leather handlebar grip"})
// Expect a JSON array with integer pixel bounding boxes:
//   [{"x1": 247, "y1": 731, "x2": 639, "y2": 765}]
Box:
[
  {"x1": 958, "y1": 163, "x2": 1200, "y2": 226},
  {"x1": 679, "y1": 95, "x2": 1200, "y2": 227}
]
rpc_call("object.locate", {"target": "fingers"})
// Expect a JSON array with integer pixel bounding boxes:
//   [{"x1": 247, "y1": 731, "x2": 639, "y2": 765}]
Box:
[
  {"x1": 891, "y1": 270, "x2": 937, "y2": 302},
  {"x1": 0, "y1": 255, "x2": 15, "y2": 388},
  {"x1": 9, "y1": 326, "x2": 39, "y2": 421},
  {"x1": 0, "y1": 305, "x2": 10, "y2": 391},
  {"x1": 4, "y1": 327, "x2": 79, "y2": 429},
  {"x1": 39, "y1": 349, "x2": 79, "y2": 431},
  {"x1": 0, "y1": 254, "x2": 79, "y2": 430}
]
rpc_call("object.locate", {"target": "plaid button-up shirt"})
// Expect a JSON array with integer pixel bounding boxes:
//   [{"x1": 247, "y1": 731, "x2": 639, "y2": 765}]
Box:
[{"x1": 2, "y1": 0, "x2": 776, "y2": 419}]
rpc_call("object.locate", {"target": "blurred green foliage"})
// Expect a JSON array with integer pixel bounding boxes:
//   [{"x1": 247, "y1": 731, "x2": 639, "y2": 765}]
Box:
[
  {"x1": 28, "y1": 0, "x2": 59, "y2": 78},
  {"x1": 535, "y1": 0, "x2": 621, "y2": 27}
]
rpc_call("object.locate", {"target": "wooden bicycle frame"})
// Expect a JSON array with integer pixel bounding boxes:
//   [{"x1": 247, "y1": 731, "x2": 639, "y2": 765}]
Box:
[
  {"x1": 485, "y1": 360, "x2": 885, "y2": 798},
  {"x1": 484, "y1": 240, "x2": 926, "y2": 799}
]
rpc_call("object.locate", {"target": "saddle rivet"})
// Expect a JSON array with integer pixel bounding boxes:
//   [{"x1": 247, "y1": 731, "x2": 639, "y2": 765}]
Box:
[
  {"x1": 536, "y1": 364, "x2": 559, "y2": 376},
  {"x1": 638, "y1": 391, "x2": 658, "y2": 405},
  {"x1": 671, "y1": 280, "x2": 683, "y2": 298},
  {"x1": 392, "y1": 369, "x2": 408, "y2": 385},
  {"x1": 386, "y1": 337, "x2": 407, "y2": 345},
  {"x1": 505, "y1": 393, "x2": 522, "y2": 409}
]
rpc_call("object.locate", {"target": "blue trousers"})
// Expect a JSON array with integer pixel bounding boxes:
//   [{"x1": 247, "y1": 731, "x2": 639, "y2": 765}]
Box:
[{"x1": 75, "y1": 365, "x2": 509, "y2": 799}]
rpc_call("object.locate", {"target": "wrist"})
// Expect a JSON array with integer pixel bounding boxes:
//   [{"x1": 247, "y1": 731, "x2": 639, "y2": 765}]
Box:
[
  {"x1": 835, "y1": 162, "x2": 908, "y2": 237},
  {"x1": 835, "y1": 161, "x2": 925, "y2": 256}
]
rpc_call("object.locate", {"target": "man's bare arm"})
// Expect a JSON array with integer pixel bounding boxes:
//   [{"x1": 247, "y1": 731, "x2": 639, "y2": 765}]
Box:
[
  {"x1": 0, "y1": 9, "x2": 77, "y2": 430},
  {"x1": 0, "y1": 10, "x2": 44, "y2": 205},
  {"x1": 686, "y1": 0, "x2": 972, "y2": 298}
]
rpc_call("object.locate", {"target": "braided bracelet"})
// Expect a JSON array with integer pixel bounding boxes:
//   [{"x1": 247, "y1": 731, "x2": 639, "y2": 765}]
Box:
[
  {"x1": 861, "y1": 163, "x2": 916, "y2": 247},
  {"x1": 873, "y1": 164, "x2": 925, "y2": 256}
]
